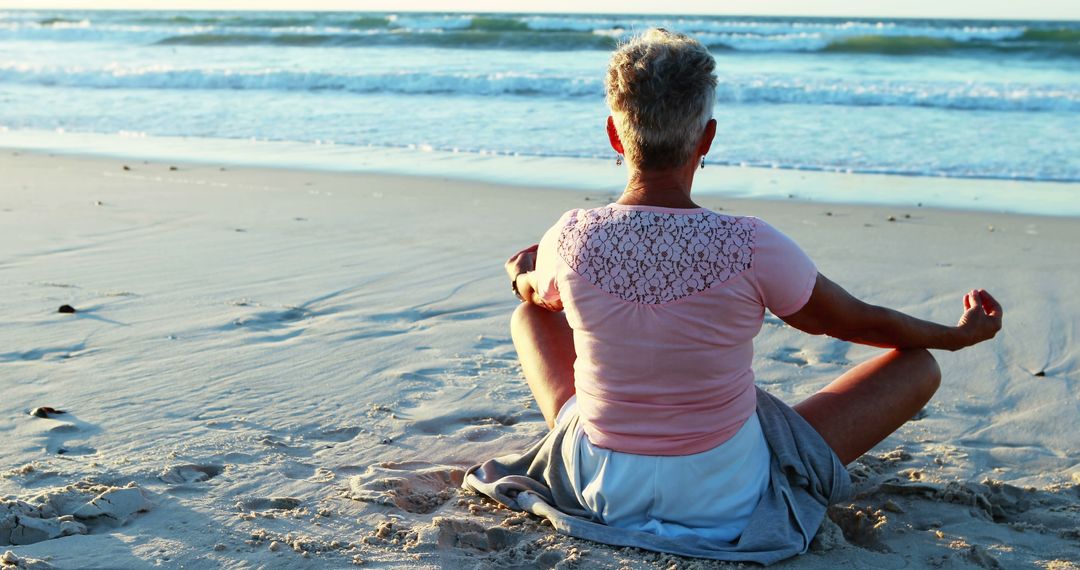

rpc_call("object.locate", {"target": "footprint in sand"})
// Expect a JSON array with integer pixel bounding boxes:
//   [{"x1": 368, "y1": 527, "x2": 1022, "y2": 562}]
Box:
[
  {"x1": 158, "y1": 464, "x2": 224, "y2": 484},
  {"x1": 462, "y1": 427, "x2": 506, "y2": 443},
  {"x1": 769, "y1": 343, "x2": 850, "y2": 367},
  {"x1": 411, "y1": 517, "x2": 522, "y2": 552},
  {"x1": 459, "y1": 415, "x2": 527, "y2": 443},
  {"x1": 309, "y1": 426, "x2": 362, "y2": 443},
  {"x1": 349, "y1": 462, "x2": 465, "y2": 514},
  {"x1": 240, "y1": 497, "x2": 303, "y2": 511},
  {"x1": 29, "y1": 412, "x2": 100, "y2": 457},
  {"x1": 417, "y1": 414, "x2": 521, "y2": 434},
  {"x1": 364, "y1": 516, "x2": 568, "y2": 567},
  {"x1": 256, "y1": 434, "x2": 313, "y2": 458},
  {"x1": 814, "y1": 339, "x2": 852, "y2": 365},
  {"x1": 769, "y1": 347, "x2": 811, "y2": 367},
  {"x1": 228, "y1": 305, "x2": 326, "y2": 344},
  {"x1": 279, "y1": 461, "x2": 318, "y2": 481},
  {"x1": 827, "y1": 503, "x2": 891, "y2": 552}
]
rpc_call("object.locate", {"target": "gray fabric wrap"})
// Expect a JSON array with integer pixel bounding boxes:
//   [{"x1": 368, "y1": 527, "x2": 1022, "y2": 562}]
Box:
[{"x1": 462, "y1": 387, "x2": 851, "y2": 565}]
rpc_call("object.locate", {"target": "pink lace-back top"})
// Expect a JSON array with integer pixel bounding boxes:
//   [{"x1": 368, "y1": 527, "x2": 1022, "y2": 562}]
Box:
[{"x1": 533, "y1": 204, "x2": 817, "y2": 455}]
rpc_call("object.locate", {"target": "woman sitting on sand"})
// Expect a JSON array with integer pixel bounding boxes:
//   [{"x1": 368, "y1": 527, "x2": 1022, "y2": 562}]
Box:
[{"x1": 467, "y1": 29, "x2": 1002, "y2": 562}]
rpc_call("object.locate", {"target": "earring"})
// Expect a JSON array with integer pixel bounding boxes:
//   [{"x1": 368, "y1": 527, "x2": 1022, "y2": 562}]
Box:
[
  {"x1": 616, "y1": 154, "x2": 623, "y2": 166},
  {"x1": 700, "y1": 155, "x2": 706, "y2": 169}
]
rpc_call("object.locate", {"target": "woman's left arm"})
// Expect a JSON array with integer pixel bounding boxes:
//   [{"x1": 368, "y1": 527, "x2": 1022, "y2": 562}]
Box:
[{"x1": 780, "y1": 273, "x2": 1001, "y2": 351}]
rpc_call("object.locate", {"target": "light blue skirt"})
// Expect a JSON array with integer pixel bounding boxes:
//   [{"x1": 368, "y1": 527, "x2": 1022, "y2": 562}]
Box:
[
  {"x1": 463, "y1": 388, "x2": 851, "y2": 565},
  {"x1": 557, "y1": 395, "x2": 771, "y2": 543}
]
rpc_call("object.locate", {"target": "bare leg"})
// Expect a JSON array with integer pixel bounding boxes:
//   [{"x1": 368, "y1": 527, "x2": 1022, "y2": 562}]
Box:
[
  {"x1": 794, "y1": 349, "x2": 941, "y2": 465},
  {"x1": 511, "y1": 303, "x2": 577, "y2": 428}
]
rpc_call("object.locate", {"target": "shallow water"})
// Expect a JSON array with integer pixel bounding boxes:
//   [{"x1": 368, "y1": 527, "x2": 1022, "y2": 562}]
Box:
[{"x1": 0, "y1": 10, "x2": 1078, "y2": 203}]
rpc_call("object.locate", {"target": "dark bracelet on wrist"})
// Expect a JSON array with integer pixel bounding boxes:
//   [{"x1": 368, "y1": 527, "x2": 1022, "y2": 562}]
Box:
[{"x1": 511, "y1": 273, "x2": 526, "y2": 302}]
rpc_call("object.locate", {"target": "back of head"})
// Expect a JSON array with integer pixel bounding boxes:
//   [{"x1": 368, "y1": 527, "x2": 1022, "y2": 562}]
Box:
[{"x1": 606, "y1": 28, "x2": 717, "y2": 170}]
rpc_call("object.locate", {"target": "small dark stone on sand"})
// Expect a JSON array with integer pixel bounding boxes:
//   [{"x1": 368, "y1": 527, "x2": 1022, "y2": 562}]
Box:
[
  {"x1": 904, "y1": 213, "x2": 911, "y2": 219},
  {"x1": 1034, "y1": 370, "x2": 1046, "y2": 377},
  {"x1": 30, "y1": 406, "x2": 65, "y2": 418},
  {"x1": 169, "y1": 166, "x2": 178, "y2": 171},
  {"x1": 234, "y1": 228, "x2": 246, "y2": 233},
  {"x1": 825, "y1": 211, "x2": 833, "y2": 216},
  {"x1": 95, "y1": 200, "x2": 103, "y2": 206},
  {"x1": 122, "y1": 165, "x2": 131, "y2": 171},
  {"x1": 887, "y1": 215, "x2": 897, "y2": 222},
  {"x1": 58, "y1": 304, "x2": 77, "y2": 314}
]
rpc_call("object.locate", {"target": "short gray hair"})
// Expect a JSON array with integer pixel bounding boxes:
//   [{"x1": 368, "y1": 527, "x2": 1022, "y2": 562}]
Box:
[{"x1": 605, "y1": 28, "x2": 717, "y2": 170}]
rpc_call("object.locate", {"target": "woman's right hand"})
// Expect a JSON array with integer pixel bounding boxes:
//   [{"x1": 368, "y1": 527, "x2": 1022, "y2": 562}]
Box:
[
  {"x1": 955, "y1": 289, "x2": 1003, "y2": 348},
  {"x1": 505, "y1": 244, "x2": 538, "y2": 283}
]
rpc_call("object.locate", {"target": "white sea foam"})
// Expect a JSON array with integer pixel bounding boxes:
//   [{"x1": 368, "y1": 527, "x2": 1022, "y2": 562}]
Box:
[{"x1": 0, "y1": 63, "x2": 1074, "y2": 112}]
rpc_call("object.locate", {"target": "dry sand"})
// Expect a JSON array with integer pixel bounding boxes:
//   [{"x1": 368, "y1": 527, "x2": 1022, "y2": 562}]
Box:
[{"x1": 0, "y1": 151, "x2": 1077, "y2": 569}]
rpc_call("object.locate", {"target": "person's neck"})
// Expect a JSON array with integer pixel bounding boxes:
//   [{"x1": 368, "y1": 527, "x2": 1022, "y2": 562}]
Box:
[{"x1": 616, "y1": 164, "x2": 701, "y2": 209}]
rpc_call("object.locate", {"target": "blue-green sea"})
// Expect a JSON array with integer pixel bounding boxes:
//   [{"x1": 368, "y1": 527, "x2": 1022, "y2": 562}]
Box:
[{"x1": 1, "y1": 10, "x2": 1078, "y2": 208}]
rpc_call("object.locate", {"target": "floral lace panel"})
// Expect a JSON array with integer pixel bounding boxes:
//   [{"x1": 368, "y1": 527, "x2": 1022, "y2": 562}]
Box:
[{"x1": 557, "y1": 209, "x2": 755, "y2": 304}]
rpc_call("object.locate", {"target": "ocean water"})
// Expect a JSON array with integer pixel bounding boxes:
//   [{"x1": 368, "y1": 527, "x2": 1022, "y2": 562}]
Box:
[{"x1": 0, "y1": 10, "x2": 1078, "y2": 208}]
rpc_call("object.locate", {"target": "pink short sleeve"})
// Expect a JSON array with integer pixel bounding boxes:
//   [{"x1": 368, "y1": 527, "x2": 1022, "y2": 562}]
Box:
[
  {"x1": 751, "y1": 218, "x2": 818, "y2": 317},
  {"x1": 533, "y1": 210, "x2": 579, "y2": 304}
]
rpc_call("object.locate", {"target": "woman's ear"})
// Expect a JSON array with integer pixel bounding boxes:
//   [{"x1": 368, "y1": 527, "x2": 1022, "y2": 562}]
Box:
[
  {"x1": 698, "y1": 118, "x2": 717, "y2": 157},
  {"x1": 606, "y1": 116, "x2": 625, "y2": 154}
]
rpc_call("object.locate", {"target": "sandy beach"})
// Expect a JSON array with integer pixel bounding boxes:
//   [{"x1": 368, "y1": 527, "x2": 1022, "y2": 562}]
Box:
[{"x1": 1, "y1": 150, "x2": 1078, "y2": 569}]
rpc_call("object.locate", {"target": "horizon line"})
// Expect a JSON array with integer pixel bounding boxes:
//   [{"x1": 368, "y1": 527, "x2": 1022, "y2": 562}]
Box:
[{"x1": 1, "y1": 7, "x2": 1078, "y2": 23}]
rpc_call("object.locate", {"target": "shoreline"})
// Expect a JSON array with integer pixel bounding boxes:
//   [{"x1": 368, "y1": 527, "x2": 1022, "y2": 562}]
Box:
[
  {"x1": 3, "y1": 129, "x2": 1080, "y2": 218},
  {"x1": 1, "y1": 150, "x2": 1077, "y2": 568}
]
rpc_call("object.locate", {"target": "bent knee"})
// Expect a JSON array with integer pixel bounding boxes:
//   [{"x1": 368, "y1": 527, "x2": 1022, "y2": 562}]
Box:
[
  {"x1": 510, "y1": 301, "x2": 535, "y2": 329},
  {"x1": 900, "y1": 348, "x2": 941, "y2": 397},
  {"x1": 510, "y1": 302, "x2": 545, "y2": 338}
]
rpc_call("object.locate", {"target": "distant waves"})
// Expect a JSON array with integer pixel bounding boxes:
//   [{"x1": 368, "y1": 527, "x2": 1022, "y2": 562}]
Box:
[
  {"x1": 2, "y1": 64, "x2": 1076, "y2": 113},
  {"x1": 3, "y1": 11, "x2": 1079, "y2": 57}
]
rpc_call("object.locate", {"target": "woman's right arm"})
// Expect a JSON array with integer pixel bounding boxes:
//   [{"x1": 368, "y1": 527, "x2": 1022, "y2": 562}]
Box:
[
  {"x1": 505, "y1": 245, "x2": 564, "y2": 311},
  {"x1": 779, "y1": 274, "x2": 1003, "y2": 351}
]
